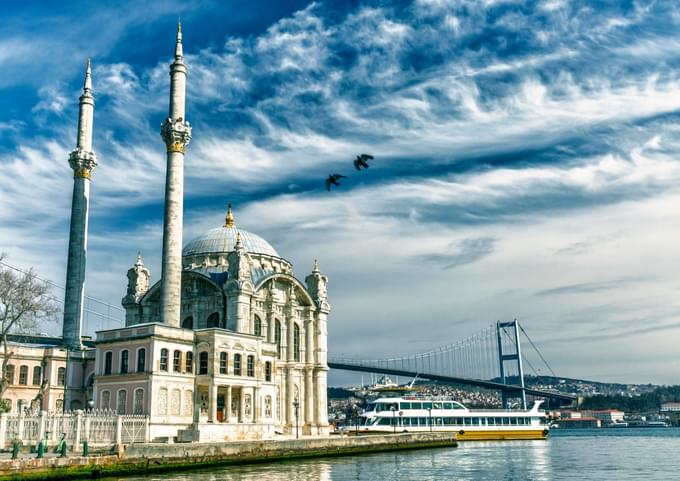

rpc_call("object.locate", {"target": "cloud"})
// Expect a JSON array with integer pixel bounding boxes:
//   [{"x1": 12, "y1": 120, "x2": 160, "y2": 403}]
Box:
[{"x1": 417, "y1": 237, "x2": 496, "y2": 269}]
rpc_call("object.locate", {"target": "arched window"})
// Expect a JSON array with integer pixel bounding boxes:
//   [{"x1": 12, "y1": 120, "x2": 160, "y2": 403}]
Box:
[
  {"x1": 199, "y1": 351, "x2": 209, "y2": 375},
  {"x1": 233, "y1": 354, "x2": 242, "y2": 376},
  {"x1": 4, "y1": 365, "x2": 13, "y2": 385},
  {"x1": 265, "y1": 361, "x2": 272, "y2": 382},
  {"x1": 158, "y1": 388, "x2": 168, "y2": 415},
  {"x1": 160, "y1": 349, "x2": 169, "y2": 371},
  {"x1": 32, "y1": 366, "x2": 41, "y2": 386},
  {"x1": 182, "y1": 316, "x2": 194, "y2": 329},
  {"x1": 104, "y1": 352, "x2": 112, "y2": 375},
  {"x1": 275, "y1": 320, "x2": 282, "y2": 359},
  {"x1": 120, "y1": 350, "x2": 129, "y2": 374},
  {"x1": 207, "y1": 312, "x2": 220, "y2": 328},
  {"x1": 18, "y1": 366, "x2": 28, "y2": 385},
  {"x1": 293, "y1": 323, "x2": 301, "y2": 362},
  {"x1": 219, "y1": 352, "x2": 227, "y2": 374},
  {"x1": 173, "y1": 350, "x2": 182, "y2": 372},
  {"x1": 185, "y1": 352, "x2": 193, "y2": 373},
  {"x1": 247, "y1": 355, "x2": 255, "y2": 377},
  {"x1": 117, "y1": 390, "x2": 127, "y2": 414},
  {"x1": 254, "y1": 315, "x2": 262, "y2": 337},
  {"x1": 100, "y1": 390, "x2": 110, "y2": 410},
  {"x1": 133, "y1": 389, "x2": 144, "y2": 414},
  {"x1": 57, "y1": 367, "x2": 66, "y2": 386},
  {"x1": 137, "y1": 348, "x2": 146, "y2": 373}
]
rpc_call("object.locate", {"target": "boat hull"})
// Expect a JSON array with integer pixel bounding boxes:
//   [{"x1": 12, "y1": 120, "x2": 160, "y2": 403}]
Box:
[{"x1": 351, "y1": 428, "x2": 549, "y2": 441}]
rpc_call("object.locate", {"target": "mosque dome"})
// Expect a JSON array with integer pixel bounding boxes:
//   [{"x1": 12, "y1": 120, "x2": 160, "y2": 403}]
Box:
[{"x1": 182, "y1": 205, "x2": 280, "y2": 258}]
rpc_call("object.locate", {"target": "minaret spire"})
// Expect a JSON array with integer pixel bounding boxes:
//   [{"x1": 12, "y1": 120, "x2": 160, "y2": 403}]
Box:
[
  {"x1": 159, "y1": 25, "x2": 192, "y2": 327},
  {"x1": 63, "y1": 59, "x2": 98, "y2": 349}
]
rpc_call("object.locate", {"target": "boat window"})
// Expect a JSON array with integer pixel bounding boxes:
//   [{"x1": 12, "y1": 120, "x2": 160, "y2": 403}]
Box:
[
  {"x1": 510, "y1": 418, "x2": 518, "y2": 425},
  {"x1": 422, "y1": 402, "x2": 433, "y2": 409},
  {"x1": 503, "y1": 417, "x2": 510, "y2": 425},
  {"x1": 403, "y1": 418, "x2": 411, "y2": 427},
  {"x1": 488, "y1": 418, "x2": 495, "y2": 426},
  {"x1": 433, "y1": 402, "x2": 442, "y2": 410},
  {"x1": 411, "y1": 402, "x2": 422, "y2": 409},
  {"x1": 517, "y1": 418, "x2": 525, "y2": 425},
  {"x1": 400, "y1": 402, "x2": 411, "y2": 410},
  {"x1": 443, "y1": 403, "x2": 452, "y2": 409},
  {"x1": 419, "y1": 417, "x2": 427, "y2": 426},
  {"x1": 472, "y1": 417, "x2": 481, "y2": 425},
  {"x1": 378, "y1": 418, "x2": 391, "y2": 426}
]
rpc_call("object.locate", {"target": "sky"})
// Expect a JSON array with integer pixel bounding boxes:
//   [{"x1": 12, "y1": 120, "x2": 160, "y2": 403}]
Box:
[{"x1": 2, "y1": 0, "x2": 680, "y2": 386}]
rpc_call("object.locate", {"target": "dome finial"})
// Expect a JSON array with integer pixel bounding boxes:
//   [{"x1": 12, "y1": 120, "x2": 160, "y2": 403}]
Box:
[
  {"x1": 313, "y1": 259, "x2": 320, "y2": 273},
  {"x1": 135, "y1": 251, "x2": 144, "y2": 267},
  {"x1": 224, "y1": 203, "x2": 235, "y2": 227}
]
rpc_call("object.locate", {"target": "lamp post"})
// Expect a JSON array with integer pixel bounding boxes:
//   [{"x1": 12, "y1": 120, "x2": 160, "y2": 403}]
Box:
[
  {"x1": 390, "y1": 405, "x2": 396, "y2": 434},
  {"x1": 293, "y1": 398, "x2": 300, "y2": 439},
  {"x1": 427, "y1": 407, "x2": 432, "y2": 432}
]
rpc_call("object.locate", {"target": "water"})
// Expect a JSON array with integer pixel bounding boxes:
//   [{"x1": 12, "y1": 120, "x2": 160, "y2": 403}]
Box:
[{"x1": 114, "y1": 429, "x2": 680, "y2": 481}]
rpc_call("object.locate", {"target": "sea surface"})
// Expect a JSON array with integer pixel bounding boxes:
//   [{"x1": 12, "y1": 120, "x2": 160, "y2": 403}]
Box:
[{"x1": 114, "y1": 428, "x2": 680, "y2": 481}]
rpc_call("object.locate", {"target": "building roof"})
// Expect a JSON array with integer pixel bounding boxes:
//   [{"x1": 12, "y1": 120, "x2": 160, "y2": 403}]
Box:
[{"x1": 183, "y1": 226, "x2": 279, "y2": 259}]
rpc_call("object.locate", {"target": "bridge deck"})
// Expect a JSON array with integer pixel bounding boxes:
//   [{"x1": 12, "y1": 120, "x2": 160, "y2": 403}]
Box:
[{"x1": 328, "y1": 362, "x2": 575, "y2": 402}]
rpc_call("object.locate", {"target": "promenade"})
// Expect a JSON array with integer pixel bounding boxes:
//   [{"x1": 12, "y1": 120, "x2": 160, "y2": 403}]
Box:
[{"x1": 0, "y1": 433, "x2": 456, "y2": 480}]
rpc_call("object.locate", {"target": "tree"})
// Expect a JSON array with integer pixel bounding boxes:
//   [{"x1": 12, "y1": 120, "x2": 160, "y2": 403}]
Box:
[{"x1": 0, "y1": 255, "x2": 59, "y2": 408}]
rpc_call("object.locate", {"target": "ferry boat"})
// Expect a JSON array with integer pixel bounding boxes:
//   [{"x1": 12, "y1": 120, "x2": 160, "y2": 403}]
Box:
[{"x1": 355, "y1": 396, "x2": 549, "y2": 440}]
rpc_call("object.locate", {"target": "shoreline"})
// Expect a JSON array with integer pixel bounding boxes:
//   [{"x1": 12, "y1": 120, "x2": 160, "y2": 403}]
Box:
[{"x1": 0, "y1": 433, "x2": 456, "y2": 481}]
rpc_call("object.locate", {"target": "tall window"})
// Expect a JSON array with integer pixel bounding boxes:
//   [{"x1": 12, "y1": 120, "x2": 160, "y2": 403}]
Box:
[
  {"x1": 233, "y1": 354, "x2": 242, "y2": 376},
  {"x1": 185, "y1": 352, "x2": 193, "y2": 373},
  {"x1": 101, "y1": 390, "x2": 110, "y2": 410},
  {"x1": 219, "y1": 352, "x2": 227, "y2": 374},
  {"x1": 160, "y1": 349, "x2": 169, "y2": 371},
  {"x1": 275, "y1": 320, "x2": 282, "y2": 359},
  {"x1": 104, "y1": 352, "x2": 112, "y2": 375},
  {"x1": 173, "y1": 350, "x2": 181, "y2": 372},
  {"x1": 207, "y1": 312, "x2": 220, "y2": 328},
  {"x1": 32, "y1": 366, "x2": 41, "y2": 386},
  {"x1": 247, "y1": 355, "x2": 255, "y2": 377},
  {"x1": 254, "y1": 316, "x2": 262, "y2": 337},
  {"x1": 120, "y1": 350, "x2": 129, "y2": 374},
  {"x1": 265, "y1": 361, "x2": 272, "y2": 382},
  {"x1": 133, "y1": 389, "x2": 144, "y2": 414},
  {"x1": 117, "y1": 390, "x2": 127, "y2": 414},
  {"x1": 199, "y1": 351, "x2": 209, "y2": 375},
  {"x1": 137, "y1": 348, "x2": 146, "y2": 373},
  {"x1": 4, "y1": 365, "x2": 13, "y2": 385},
  {"x1": 293, "y1": 323, "x2": 301, "y2": 362},
  {"x1": 18, "y1": 366, "x2": 28, "y2": 385},
  {"x1": 182, "y1": 316, "x2": 193, "y2": 329},
  {"x1": 57, "y1": 367, "x2": 66, "y2": 386}
]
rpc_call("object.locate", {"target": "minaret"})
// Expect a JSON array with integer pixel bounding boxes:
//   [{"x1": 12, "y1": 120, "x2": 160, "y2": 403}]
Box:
[
  {"x1": 63, "y1": 59, "x2": 97, "y2": 349},
  {"x1": 159, "y1": 22, "x2": 192, "y2": 327}
]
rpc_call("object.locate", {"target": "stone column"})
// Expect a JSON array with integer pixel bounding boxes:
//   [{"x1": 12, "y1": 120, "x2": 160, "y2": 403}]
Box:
[
  {"x1": 304, "y1": 369, "x2": 314, "y2": 427},
  {"x1": 239, "y1": 388, "x2": 245, "y2": 423},
  {"x1": 225, "y1": 386, "x2": 232, "y2": 423},
  {"x1": 287, "y1": 317, "x2": 294, "y2": 362},
  {"x1": 159, "y1": 23, "x2": 191, "y2": 327},
  {"x1": 252, "y1": 387, "x2": 259, "y2": 423},
  {"x1": 208, "y1": 384, "x2": 217, "y2": 423},
  {"x1": 267, "y1": 313, "x2": 274, "y2": 343},
  {"x1": 63, "y1": 60, "x2": 97, "y2": 350}
]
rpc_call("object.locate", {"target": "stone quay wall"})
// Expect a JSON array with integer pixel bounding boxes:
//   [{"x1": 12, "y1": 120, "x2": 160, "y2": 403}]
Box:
[{"x1": 0, "y1": 433, "x2": 456, "y2": 481}]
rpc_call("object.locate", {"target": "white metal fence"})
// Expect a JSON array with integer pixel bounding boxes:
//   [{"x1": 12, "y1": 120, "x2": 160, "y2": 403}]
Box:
[{"x1": 0, "y1": 410, "x2": 150, "y2": 448}]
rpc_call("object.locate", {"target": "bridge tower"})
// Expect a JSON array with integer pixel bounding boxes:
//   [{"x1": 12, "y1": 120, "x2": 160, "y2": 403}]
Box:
[{"x1": 496, "y1": 319, "x2": 527, "y2": 409}]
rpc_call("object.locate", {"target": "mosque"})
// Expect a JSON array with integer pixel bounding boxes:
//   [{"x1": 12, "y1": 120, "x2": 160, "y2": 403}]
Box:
[{"x1": 2, "y1": 25, "x2": 331, "y2": 442}]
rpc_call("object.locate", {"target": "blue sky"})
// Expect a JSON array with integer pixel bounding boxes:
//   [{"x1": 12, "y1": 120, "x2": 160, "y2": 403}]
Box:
[{"x1": 3, "y1": 0, "x2": 680, "y2": 385}]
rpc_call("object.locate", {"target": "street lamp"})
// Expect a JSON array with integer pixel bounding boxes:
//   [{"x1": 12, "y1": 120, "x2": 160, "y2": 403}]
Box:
[
  {"x1": 292, "y1": 399, "x2": 300, "y2": 439},
  {"x1": 427, "y1": 407, "x2": 432, "y2": 432},
  {"x1": 390, "y1": 405, "x2": 396, "y2": 434}
]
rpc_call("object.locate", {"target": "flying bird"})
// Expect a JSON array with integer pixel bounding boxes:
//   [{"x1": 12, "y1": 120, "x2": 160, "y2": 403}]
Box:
[
  {"x1": 353, "y1": 154, "x2": 374, "y2": 170},
  {"x1": 325, "y1": 174, "x2": 347, "y2": 191}
]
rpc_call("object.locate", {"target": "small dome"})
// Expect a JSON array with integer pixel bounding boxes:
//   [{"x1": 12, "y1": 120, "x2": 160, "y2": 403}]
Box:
[
  {"x1": 183, "y1": 226, "x2": 280, "y2": 258},
  {"x1": 183, "y1": 205, "x2": 279, "y2": 258}
]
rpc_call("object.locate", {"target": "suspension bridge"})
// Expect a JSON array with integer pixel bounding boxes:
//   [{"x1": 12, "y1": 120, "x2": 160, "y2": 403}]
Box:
[{"x1": 329, "y1": 320, "x2": 576, "y2": 406}]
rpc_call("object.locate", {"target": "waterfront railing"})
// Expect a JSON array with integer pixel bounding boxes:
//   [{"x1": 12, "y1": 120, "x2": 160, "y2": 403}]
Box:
[{"x1": 0, "y1": 410, "x2": 150, "y2": 448}]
